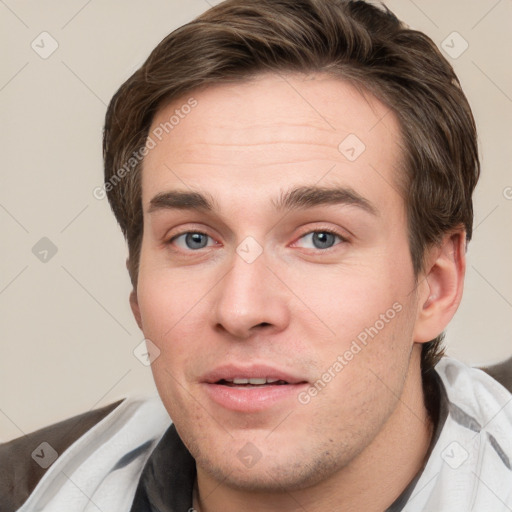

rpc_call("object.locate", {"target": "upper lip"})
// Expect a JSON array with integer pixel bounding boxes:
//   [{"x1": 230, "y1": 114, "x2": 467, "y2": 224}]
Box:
[{"x1": 201, "y1": 364, "x2": 308, "y2": 384}]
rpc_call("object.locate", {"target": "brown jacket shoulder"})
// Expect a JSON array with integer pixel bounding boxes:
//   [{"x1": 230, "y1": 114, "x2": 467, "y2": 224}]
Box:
[{"x1": 0, "y1": 400, "x2": 124, "y2": 512}]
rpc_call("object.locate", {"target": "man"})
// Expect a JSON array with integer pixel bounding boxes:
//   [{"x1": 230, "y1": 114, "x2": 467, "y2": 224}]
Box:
[{"x1": 2, "y1": 0, "x2": 511, "y2": 510}]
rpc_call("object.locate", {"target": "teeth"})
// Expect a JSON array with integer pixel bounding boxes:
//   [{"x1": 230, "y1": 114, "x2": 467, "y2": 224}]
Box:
[
  {"x1": 248, "y1": 378, "x2": 267, "y2": 385},
  {"x1": 227, "y1": 377, "x2": 284, "y2": 385}
]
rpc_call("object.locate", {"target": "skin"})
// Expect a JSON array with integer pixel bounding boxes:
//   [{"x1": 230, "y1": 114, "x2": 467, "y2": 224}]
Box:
[{"x1": 130, "y1": 72, "x2": 465, "y2": 511}]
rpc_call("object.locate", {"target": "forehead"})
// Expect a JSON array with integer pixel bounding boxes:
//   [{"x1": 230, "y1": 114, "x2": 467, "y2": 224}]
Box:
[{"x1": 142, "y1": 72, "x2": 403, "y2": 209}]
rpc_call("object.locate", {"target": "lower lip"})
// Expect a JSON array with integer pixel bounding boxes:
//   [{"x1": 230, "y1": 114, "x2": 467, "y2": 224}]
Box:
[{"x1": 202, "y1": 383, "x2": 309, "y2": 412}]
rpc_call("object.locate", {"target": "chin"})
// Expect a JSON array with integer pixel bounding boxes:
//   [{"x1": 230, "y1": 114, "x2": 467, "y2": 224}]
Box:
[{"x1": 195, "y1": 443, "x2": 348, "y2": 492}]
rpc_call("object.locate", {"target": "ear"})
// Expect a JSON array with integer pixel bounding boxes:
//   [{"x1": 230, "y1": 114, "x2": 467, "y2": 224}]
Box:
[
  {"x1": 127, "y1": 258, "x2": 143, "y2": 330},
  {"x1": 413, "y1": 229, "x2": 466, "y2": 343},
  {"x1": 130, "y1": 289, "x2": 143, "y2": 331}
]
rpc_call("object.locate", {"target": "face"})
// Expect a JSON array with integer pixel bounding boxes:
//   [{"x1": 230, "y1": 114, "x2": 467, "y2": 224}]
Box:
[{"x1": 135, "y1": 73, "x2": 424, "y2": 491}]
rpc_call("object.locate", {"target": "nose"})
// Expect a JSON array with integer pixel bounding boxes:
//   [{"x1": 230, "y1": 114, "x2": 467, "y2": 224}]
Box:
[{"x1": 211, "y1": 248, "x2": 290, "y2": 340}]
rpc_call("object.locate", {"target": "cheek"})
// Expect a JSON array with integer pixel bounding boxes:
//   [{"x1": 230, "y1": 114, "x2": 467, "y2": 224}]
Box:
[
  {"x1": 136, "y1": 274, "x2": 175, "y2": 342},
  {"x1": 135, "y1": 273, "x2": 195, "y2": 390},
  {"x1": 285, "y1": 259, "x2": 412, "y2": 340},
  {"x1": 283, "y1": 252, "x2": 417, "y2": 393},
  {"x1": 136, "y1": 269, "x2": 208, "y2": 409},
  {"x1": 136, "y1": 262, "x2": 205, "y2": 339}
]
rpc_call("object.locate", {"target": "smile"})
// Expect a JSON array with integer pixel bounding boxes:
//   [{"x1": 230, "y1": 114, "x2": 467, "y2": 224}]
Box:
[{"x1": 201, "y1": 364, "x2": 309, "y2": 412}]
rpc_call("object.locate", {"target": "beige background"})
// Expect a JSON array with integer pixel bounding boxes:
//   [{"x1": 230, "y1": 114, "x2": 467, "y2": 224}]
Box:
[{"x1": 1, "y1": 0, "x2": 511, "y2": 442}]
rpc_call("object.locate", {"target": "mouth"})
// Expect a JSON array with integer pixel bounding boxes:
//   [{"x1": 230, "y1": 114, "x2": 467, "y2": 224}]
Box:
[
  {"x1": 201, "y1": 365, "x2": 309, "y2": 412},
  {"x1": 216, "y1": 377, "x2": 293, "y2": 387}
]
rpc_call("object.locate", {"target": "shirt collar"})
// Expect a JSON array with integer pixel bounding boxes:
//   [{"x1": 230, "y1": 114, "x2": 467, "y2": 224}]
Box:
[{"x1": 130, "y1": 423, "x2": 196, "y2": 512}]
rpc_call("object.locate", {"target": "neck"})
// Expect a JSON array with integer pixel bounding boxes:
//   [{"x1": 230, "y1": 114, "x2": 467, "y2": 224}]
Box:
[{"x1": 194, "y1": 346, "x2": 433, "y2": 512}]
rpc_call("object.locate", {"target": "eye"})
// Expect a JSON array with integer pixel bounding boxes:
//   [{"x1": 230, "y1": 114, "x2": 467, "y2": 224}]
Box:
[
  {"x1": 294, "y1": 230, "x2": 345, "y2": 250},
  {"x1": 170, "y1": 231, "x2": 216, "y2": 250}
]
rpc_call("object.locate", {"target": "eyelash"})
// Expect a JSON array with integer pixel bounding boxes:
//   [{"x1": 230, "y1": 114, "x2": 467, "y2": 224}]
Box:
[
  {"x1": 293, "y1": 227, "x2": 347, "y2": 250},
  {"x1": 168, "y1": 230, "x2": 217, "y2": 249},
  {"x1": 167, "y1": 228, "x2": 347, "y2": 252}
]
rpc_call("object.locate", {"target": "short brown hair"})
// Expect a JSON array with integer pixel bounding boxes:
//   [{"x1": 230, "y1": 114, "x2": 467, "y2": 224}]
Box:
[{"x1": 103, "y1": 0, "x2": 479, "y2": 382}]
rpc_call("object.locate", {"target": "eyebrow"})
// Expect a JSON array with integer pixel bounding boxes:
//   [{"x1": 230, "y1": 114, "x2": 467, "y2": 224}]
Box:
[
  {"x1": 148, "y1": 190, "x2": 216, "y2": 213},
  {"x1": 272, "y1": 185, "x2": 378, "y2": 215},
  {"x1": 148, "y1": 185, "x2": 378, "y2": 216}
]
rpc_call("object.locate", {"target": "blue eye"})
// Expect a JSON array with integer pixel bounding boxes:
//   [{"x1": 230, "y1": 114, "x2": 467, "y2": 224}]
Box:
[
  {"x1": 296, "y1": 231, "x2": 343, "y2": 250},
  {"x1": 171, "y1": 232, "x2": 214, "y2": 250}
]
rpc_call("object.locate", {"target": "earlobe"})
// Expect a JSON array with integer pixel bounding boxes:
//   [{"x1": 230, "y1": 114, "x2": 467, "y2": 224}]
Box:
[
  {"x1": 413, "y1": 230, "x2": 466, "y2": 343},
  {"x1": 130, "y1": 290, "x2": 143, "y2": 331}
]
